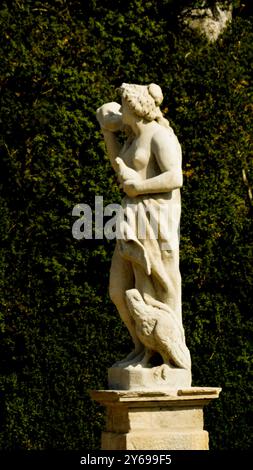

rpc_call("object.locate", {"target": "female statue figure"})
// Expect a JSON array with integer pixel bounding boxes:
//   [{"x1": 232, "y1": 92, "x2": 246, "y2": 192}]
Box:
[{"x1": 97, "y1": 83, "x2": 191, "y2": 379}]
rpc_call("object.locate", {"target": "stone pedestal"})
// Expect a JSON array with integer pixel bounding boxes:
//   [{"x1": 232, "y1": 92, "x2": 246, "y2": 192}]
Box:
[
  {"x1": 108, "y1": 365, "x2": 192, "y2": 390},
  {"x1": 90, "y1": 387, "x2": 221, "y2": 450}
]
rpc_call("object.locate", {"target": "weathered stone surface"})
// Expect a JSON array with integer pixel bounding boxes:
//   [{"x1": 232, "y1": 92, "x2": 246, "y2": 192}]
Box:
[
  {"x1": 93, "y1": 84, "x2": 222, "y2": 450},
  {"x1": 182, "y1": 4, "x2": 232, "y2": 42},
  {"x1": 90, "y1": 387, "x2": 221, "y2": 404},
  {"x1": 108, "y1": 364, "x2": 191, "y2": 390},
  {"x1": 102, "y1": 430, "x2": 209, "y2": 451},
  {"x1": 106, "y1": 406, "x2": 204, "y2": 432},
  {"x1": 97, "y1": 83, "x2": 191, "y2": 389},
  {"x1": 90, "y1": 388, "x2": 221, "y2": 450}
]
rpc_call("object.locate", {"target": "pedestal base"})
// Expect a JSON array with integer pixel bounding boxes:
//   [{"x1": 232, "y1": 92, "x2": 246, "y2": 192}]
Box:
[
  {"x1": 108, "y1": 365, "x2": 191, "y2": 390},
  {"x1": 90, "y1": 387, "x2": 221, "y2": 450}
]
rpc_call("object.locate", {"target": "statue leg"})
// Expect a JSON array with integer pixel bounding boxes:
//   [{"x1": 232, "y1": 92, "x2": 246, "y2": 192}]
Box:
[
  {"x1": 109, "y1": 244, "x2": 144, "y2": 362},
  {"x1": 161, "y1": 249, "x2": 182, "y2": 322}
]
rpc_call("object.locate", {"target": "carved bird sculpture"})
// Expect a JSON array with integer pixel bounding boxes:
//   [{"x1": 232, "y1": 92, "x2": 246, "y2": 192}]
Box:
[
  {"x1": 115, "y1": 157, "x2": 141, "y2": 183},
  {"x1": 125, "y1": 288, "x2": 191, "y2": 370}
]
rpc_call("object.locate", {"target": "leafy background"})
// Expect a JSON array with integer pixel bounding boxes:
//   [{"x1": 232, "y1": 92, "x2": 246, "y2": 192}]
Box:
[{"x1": 0, "y1": 0, "x2": 252, "y2": 450}]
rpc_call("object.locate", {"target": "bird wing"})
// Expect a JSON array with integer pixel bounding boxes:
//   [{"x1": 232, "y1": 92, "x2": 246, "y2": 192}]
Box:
[
  {"x1": 140, "y1": 318, "x2": 157, "y2": 336},
  {"x1": 155, "y1": 319, "x2": 191, "y2": 370}
]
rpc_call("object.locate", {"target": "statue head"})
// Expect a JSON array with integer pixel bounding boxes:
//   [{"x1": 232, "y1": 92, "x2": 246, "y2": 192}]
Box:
[{"x1": 118, "y1": 83, "x2": 170, "y2": 128}]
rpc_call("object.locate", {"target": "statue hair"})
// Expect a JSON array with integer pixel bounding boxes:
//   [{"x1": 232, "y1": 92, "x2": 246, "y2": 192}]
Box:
[{"x1": 119, "y1": 83, "x2": 170, "y2": 129}]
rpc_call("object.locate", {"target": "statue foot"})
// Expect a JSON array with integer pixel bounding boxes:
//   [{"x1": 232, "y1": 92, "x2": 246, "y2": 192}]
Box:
[
  {"x1": 132, "y1": 350, "x2": 153, "y2": 369},
  {"x1": 112, "y1": 346, "x2": 145, "y2": 368},
  {"x1": 123, "y1": 350, "x2": 146, "y2": 368}
]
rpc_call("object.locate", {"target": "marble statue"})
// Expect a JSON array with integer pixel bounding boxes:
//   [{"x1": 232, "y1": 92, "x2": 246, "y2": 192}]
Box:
[{"x1": 96, "y1": 83, "x2": 191, "y2": 389}]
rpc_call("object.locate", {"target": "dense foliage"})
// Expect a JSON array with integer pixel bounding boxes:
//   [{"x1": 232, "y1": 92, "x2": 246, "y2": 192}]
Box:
[{"x1": 0, "y1": 0, "x2": 252, "y2": 450}]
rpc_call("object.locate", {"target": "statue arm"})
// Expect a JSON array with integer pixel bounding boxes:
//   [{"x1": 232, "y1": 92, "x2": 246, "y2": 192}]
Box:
[
  {"x1": 137, "y1": 170, "x2": 182, "y2": 195},
  {"x1": 101, "y1": 129, "x2": 122, "y2": 173},
  {"x1": 96, "y1": 102, "x2": 123, "y2": 173}
]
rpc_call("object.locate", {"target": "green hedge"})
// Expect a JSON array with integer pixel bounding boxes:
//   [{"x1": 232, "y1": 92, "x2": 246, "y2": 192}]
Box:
[{"x1": 0, "y1": 0, "x2": 252, "y2": 450}]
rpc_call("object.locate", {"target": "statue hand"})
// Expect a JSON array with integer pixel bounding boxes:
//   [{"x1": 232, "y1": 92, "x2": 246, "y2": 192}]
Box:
[{"x1": 123, "y1": 179, "x2": 141, "y2": 197}]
